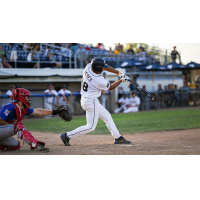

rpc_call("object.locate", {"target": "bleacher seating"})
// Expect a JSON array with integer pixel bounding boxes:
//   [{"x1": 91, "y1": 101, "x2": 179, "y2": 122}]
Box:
[{"x1": 0, "y1": 43, "x2": 161, "y2": 68}]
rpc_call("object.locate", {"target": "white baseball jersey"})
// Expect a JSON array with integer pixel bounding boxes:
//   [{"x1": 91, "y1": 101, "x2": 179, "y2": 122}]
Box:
[
  {"x1": 129, "y1": 96, "x2": 140, "y2": 107},
  {"x1": 118, "y1": 97, "x2": 130, "y2": 108},
  {"x1": 44, "y1": 89, "x2": 58, "y2": 104},
  {"x1": 58, "y1": 89, "x2": 72, "y2": 105},
  {"x1": 81, "y1": 64, "x2": 110, "y2": 99}
]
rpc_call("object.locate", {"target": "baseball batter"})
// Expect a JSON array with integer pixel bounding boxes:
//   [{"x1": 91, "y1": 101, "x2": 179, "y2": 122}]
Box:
[
  {"x1": 60, "y1": 58, "x2": 131, "y2": 145},
  {"x1": 0, "y1": 88, "x2": 71, "y2": 151}
]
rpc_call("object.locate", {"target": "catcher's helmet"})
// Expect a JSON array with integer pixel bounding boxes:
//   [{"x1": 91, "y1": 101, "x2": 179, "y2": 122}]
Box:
[
  {"x1": 91, "y1": 58, "x2": 107, "y2": 73},
  {"x1": 12, "y1": 88, "x2": 31, "y2": 108}
]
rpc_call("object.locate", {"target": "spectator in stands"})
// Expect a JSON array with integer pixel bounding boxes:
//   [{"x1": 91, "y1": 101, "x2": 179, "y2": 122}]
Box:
[
  {"x1": 97, "y1": 43, "x2": 105, "y2": 50},
  {"x1": 27, "y1": 46, "x2": 39, "y2": 68},
  {"x1": 23, "y1": 43, "x2": 33, "y2": 52},
  {"x1": 180, "y1": 81, "x2": 190, "y2": 106},
  {"x1": 157, "y1": 84, "x2": 164, "y2": 108},
  {"x1": 0, "y1": 90, "x2": 2, "y2": 97},
  {"x1": 141, "y1": 85, "x2": 150, "y2": 111},
  {"x1": 137, "y1": 47, "x2": 146, "y2": 62},
  {"x1": 0, "y1": 45, "x2": 5, "y2": 59},
  {"x1": 1, "y1": 85, "x2": 15, "y2": 107},
  {"x1": 101, "y1": 72, "x2": 110, "y2": 108},
  {"x1": 162, "y1": 84, "x2": 173, "y2": 107},
  {"x1": 171, "y1": 46, "x2": 179, "y2": 63},
  {"x1": 196, "y1": 76, "x2": 200, "y2": 88},
  {"x1": 126, "y1": 44, "x2": 135, "y2": 55},
  {"x1": 108, "y1": 47, "x2": 113, "y2": 55},
  {"x1": 76, "y1": 45, "x2": 85, "y2": 53},
  {"x1": 114, "y1": 92, "x2": 130, "y2": 113},
  {"x1": 70, "y1": 43, "x2": 79, "y2": 53},
  {"x1": 142, "y1": 48, "x2": 148, "y2": 61},
  {"x1": 0, "y1": 45, "x2": 13, "y2": 68},
  {"x1": 44, "y1": 46, "x2": 51, "y2": 56},
  {"x1": 158, "y1": 84, "x2": 163, "y2": 91},
  {"x1": 44, "y1": 83, "x2": 59, "y2": 118},
  {"x1": 123, "y1": 91, "x2": 140, "y2": 113},
  {"x1": 120, "y1": 45, "x2": 124, "y2": 53},
  {"x1": 129, "y1": 77, "x2": 139, "y2": 93},
  {"x1": 168, "y1": 84, "x2": 175, "y2": 107},
  {"x1": 61, "y1": 44, "x2": 68, "y2": 52},
  {"x1": 174, "y1": 84, "x2": 180, "y2": 106},
  {"x1": 47, "y1": 53, "x2": 61, "y2": 68},
  {"x1": 58, "y1": 85, "x2": 72, "y2": 107},
  {"x1": 114, "y1": 46, "x2": 120, "y2": 55}
]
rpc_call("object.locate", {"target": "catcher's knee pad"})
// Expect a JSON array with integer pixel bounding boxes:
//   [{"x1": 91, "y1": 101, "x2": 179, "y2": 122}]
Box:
[
  {"x1": 0, "y1": 141, "x2": 21, "y2": 151},
  {"x1": 17, "y1": 129, "x2": 45, "y2": 148}
]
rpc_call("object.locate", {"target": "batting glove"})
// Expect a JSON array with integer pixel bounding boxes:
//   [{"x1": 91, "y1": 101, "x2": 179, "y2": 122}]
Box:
[
  {"x1": 118, "y1": 71, "x2": 125, "y2": 78},
  {"x1": 121, "y1": 76, "x2": 130, "y2": 83}
]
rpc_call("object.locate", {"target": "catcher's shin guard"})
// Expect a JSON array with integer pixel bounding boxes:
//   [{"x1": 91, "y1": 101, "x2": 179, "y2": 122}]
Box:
[
  {"x1": 0, "y1": 141, "x2": 21, "y2": 151},
  {"x1": 15, "y1": 122, "x2": 45, "y2": 148}
]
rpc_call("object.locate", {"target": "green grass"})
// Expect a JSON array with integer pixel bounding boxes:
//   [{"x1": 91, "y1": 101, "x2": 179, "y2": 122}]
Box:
[{"x1": 23, "y1": 108, "x2": 200, "y2": 135}]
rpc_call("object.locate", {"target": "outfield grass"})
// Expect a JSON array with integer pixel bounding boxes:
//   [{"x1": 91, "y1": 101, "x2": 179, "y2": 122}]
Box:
[{"x1": 23, "y1": 108, "x2": 200, "y2": 135}]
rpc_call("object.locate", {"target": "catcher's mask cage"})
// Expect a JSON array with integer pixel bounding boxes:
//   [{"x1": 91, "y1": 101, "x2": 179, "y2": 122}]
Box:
[
  {"x1": 91, "y1": 58, "x2": 108, "y2": 73},
  {"x1": 12, "y1": 88, "x2": 32, "y2": 108}
]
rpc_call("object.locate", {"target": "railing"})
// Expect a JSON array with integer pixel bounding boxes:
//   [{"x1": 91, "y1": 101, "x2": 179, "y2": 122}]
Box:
[
  {"x1": 0, "y1": 48, "x2": 173, "y2": 69},
  {"x1": 136, "y1": 88, "x2": 200, "y2": 111}
]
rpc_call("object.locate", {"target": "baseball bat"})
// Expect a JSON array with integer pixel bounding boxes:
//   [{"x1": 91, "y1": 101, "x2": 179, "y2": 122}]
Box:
[{"x1": 129, "y1": 80, "x2": 154, "y2": 100}]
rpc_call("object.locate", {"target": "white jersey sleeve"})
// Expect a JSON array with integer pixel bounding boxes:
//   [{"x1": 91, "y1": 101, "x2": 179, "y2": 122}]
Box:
[
  {"x1": 6, "y1": 90, "x2": 12, "y2": 96},
  {"x1": 65, "y1": 90, "x2": 72, "y2": 94},
  {"x1": 44, "y1": 89, "x2": 49, "y2": 93},
  {"x1": 52, "y1": 90, "x2": 58, "y2": 96},
  {"x1": 58, "y1": 89, "x2": 64, "y2": 95}
]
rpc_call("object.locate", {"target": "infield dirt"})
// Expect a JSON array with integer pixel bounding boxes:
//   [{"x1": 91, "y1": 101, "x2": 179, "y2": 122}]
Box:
[{"x1": 1, "y1": 128, "x2": 200, "y2": 155}]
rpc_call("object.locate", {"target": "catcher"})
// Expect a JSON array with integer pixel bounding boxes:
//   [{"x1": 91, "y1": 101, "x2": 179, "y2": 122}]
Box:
[{"x1": 0, "y1": 88, "x2": 72, "y2": 152}]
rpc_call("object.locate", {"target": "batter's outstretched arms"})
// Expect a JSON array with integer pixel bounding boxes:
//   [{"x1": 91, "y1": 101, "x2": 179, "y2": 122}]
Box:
[
  {"x1": 103, "y1": 66, "x2": 125, "y2": 78},
  {"x1": 109, "y1": 76, "x2": 130, "y2": 91}
]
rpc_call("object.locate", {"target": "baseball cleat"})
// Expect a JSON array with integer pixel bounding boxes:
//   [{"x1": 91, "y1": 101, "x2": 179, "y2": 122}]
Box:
[
  {"x1": 60, "y1": 133, "x2": 71, "y2": 146},
  {"x1": 114, "y1": 136, "x2": 131, "y2": 144},
  {"x1": 31, "y1": 143, "x2": 50, "y2": 152}
]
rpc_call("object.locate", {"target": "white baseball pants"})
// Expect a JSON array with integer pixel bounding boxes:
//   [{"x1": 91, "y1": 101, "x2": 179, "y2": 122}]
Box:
[
  {"x1": 67, "y1": 97, "x2": 121, "y2": 139},
  {"x1": 44, "y1": 101, "x2": 53, "y2": 118},
  {"x1": 123, "y1": 107, "x2": 138, "y2": 113}
]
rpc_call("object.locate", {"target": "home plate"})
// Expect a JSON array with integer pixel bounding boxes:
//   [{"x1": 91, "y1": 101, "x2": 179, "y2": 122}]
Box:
[{"x1": 119, "y1": 145, "x2": 133, "y2": 147}]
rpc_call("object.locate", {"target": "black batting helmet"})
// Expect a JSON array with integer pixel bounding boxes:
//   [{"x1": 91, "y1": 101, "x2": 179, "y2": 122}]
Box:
[{"x1": 91, "y1": 58, "x2": 107, "y2": 73}]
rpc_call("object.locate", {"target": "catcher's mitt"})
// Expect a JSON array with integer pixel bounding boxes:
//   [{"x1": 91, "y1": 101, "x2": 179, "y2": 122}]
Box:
[{"x1": 52, "y1": 105, "x2": 72, "y2": 122}]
